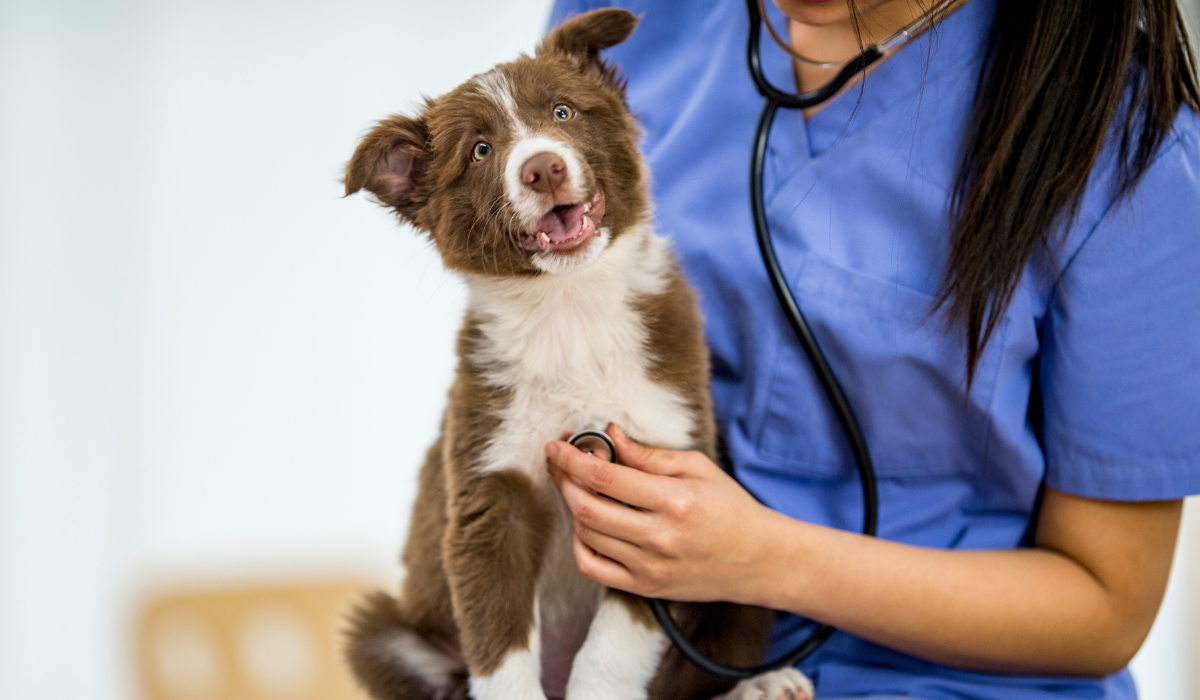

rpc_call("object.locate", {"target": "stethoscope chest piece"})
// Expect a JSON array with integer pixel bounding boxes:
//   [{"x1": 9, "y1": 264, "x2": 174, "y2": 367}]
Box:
[{"x1": 568, "y1": 430, "x2": 617, "y2": 463}]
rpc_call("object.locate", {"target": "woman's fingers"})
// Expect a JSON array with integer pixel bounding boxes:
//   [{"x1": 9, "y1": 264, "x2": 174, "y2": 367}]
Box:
[
  {"x1": 571, "y1": 530, "x2": 638, "y2": 591},
  {"x1": 573, "y1": 520, "x2": 644, "y2": 567},
  {"x1": 546, "y1": 440, "x2": 664, "y2": 509},
  {"x1": 574, "y1": 524, "x2": 671, "y2": 597},
  {"x1": 555, "y1": 471, "x2": 656, "y2": 544}
]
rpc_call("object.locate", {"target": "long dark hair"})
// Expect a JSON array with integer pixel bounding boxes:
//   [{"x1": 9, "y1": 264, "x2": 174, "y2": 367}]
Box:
[{"x1": 933, "y1": 0, "x2": 1200, "y2": 382}]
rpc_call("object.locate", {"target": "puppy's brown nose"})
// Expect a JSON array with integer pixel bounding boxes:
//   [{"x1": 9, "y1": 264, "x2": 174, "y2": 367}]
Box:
[{"x1": 521, "y1": 152, "x2": 566, "y2": 194}]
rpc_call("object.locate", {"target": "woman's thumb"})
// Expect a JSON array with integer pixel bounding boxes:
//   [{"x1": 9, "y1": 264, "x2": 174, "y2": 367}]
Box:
[{"x1": 608, "y1": 423, "x2": 677, "y2": 475}]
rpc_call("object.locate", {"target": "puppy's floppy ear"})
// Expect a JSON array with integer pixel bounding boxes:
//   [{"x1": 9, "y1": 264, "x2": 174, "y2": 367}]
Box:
[
  {"x1": 538, "y1": 8, "x2": 638, "y2": 83},
  {"x1": 344, "y1": 112, "x2": 430, "y2": 223}
]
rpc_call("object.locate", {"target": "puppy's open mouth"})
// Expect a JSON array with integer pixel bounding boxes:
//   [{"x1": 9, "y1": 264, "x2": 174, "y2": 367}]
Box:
[{"x1": 514, "y1": 189, "x2": 606, "y2": 254}]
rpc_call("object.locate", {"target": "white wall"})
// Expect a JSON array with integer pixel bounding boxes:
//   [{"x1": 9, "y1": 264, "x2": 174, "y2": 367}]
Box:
[
  {"x1": 1, "y1": 2, "x2": 1197, "y2": 700},
  {"x1": 0, "y1": 2, "x2": 553, "y2": 699}
]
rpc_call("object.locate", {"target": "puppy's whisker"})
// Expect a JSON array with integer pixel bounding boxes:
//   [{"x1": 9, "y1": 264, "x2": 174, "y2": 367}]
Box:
[{"x1": 487, "y1": 196, "x2": 510, "y2": 275}]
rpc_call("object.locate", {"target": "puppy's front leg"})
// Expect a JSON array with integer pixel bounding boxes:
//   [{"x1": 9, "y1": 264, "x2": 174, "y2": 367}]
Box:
[
  {"x1": 445, "y1": 470, "x2": 553, "y2": 700},
  {"x1": 565, "y1": 590, "x2": 668, "y2": 700}
]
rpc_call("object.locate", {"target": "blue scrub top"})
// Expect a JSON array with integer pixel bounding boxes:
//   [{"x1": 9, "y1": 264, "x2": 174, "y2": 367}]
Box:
[{"x1": 549, "y1": 1, "x2": 1200, "y2": 698}]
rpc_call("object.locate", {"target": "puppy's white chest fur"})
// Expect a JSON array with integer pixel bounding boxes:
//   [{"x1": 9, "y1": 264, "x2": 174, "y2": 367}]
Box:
[
  {"x1": 467, "y1": 224, "x2": 692, "y2": 696},
  {"x1": 468, "y1": 224, "x2": 696, "y2": 485}
]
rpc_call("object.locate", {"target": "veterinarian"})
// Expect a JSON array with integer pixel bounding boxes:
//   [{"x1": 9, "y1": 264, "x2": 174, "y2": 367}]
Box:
[{"x1": 542, "y1": 0, "x2": 1200, "y2": 698}]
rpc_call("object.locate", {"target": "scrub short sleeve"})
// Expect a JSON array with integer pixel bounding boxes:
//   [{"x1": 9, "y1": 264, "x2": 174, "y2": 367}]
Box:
[{"x1": 1041, "y1": 120, "x2": 1200, "y2": 500}]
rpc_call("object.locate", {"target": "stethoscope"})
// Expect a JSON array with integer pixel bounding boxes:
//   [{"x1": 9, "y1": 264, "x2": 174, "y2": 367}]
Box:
[{"x1": 571, "y1": 0, "x2": 962, "y2": 682}]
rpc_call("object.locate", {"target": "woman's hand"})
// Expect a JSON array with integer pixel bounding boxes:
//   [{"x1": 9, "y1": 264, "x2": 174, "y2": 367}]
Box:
[
  {"x1": 544, "y1": 424, "x2": 778, "y2": 604},
  {"x1": 547, "y1": 424, "x2": 1183, "y2": 676}
]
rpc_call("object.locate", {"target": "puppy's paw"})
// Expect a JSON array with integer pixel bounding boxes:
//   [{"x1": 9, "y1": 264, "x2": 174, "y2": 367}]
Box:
[{"x1": 714, "y1": 668, "x2": 814, "y2": 700}]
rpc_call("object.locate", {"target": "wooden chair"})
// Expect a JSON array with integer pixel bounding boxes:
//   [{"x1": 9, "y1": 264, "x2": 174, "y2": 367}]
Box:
[{"x1": 136, "y1": 580, "x2": 376, "y2": 700}]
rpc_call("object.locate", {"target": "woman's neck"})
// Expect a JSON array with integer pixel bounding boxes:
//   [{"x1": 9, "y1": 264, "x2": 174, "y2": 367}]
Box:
[{"x1": 788, "y1": 0, "x2": 948, "y2": 98}]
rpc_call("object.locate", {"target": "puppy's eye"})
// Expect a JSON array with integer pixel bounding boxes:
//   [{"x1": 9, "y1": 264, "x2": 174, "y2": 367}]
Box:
[
  {"x1": 552, "y1": 104, "x2": 575, "y2": 122},
  {"x1": 471, "y1": 142, "x2": 492, "y2": 162}
]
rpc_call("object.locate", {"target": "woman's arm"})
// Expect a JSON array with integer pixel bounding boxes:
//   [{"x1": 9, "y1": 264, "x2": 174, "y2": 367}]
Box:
[{"x1": 545, "y1": 425, "x2": 1182, "y2": 676}]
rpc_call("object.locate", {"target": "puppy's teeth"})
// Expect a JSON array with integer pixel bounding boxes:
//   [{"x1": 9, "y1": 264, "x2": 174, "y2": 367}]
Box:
[{"x1": 539, "y1": 232, "x2": 551, "y2": 246}]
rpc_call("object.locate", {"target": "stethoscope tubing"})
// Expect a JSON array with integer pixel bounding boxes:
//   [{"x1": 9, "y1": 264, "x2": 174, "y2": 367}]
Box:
[
  {"x1": 746, "y1": 16, "x2": 882, "y2": 108},
  {"x1": 747, "y1": 97, "x2": 879, "y2": 544},
  {"x1": 646, "y1": 0, "x2": 888, "y2": 682}
]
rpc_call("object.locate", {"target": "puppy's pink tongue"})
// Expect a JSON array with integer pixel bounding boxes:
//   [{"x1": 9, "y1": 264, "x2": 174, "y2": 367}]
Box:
[{"x1": 532, "y1": 204, "x2": 585, "y2": 243}]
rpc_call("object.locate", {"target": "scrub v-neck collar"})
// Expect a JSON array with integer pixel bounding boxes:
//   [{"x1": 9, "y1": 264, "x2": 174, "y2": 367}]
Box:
[{"x1": 757, "y1": 0, "x2": 996, "y2": 162}]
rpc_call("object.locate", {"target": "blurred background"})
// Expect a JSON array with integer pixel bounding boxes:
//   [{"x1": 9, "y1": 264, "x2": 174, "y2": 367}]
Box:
[{"x1": 1, "y1": 1, "x2": 1197, "y2": 699}]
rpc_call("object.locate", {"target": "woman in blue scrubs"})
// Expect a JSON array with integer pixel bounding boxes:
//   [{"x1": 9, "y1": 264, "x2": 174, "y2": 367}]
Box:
[{"x1": 543, "y1": 0, "x2": 1200, "y2": 698}]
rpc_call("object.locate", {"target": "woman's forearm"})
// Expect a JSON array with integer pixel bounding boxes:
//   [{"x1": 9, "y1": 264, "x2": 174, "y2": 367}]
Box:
[
  {"x1": 752, "y1": 513, "x2": 1116, "y2": 674},
  {"x1": 747, "y1": 490, "x2": 1181, "y2": 676}
]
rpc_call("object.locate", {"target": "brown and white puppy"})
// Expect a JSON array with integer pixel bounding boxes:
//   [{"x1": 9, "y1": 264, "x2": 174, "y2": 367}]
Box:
[{"x1": 343, "y1": 9, "x2": 812, "y2": 700}]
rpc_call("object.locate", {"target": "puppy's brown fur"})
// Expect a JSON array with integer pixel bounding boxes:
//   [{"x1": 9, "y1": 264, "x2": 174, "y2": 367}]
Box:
[{"x1": 343, "y1": 9, "x2": 773, "y2": 700}]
